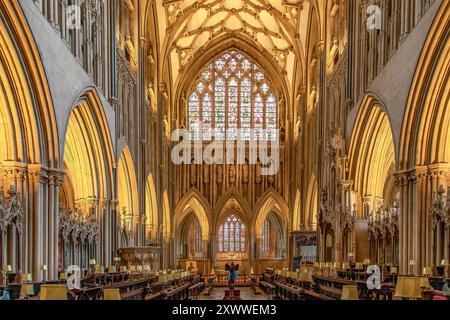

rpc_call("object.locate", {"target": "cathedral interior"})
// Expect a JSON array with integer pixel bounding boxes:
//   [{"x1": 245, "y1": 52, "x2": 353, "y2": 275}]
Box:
[{"x1": 0, "y1": 0, "x2": 449, "y2": 301}]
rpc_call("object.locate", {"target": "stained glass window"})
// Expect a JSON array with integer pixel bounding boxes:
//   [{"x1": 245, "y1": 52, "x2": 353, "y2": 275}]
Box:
[
  {"x1": 218, "y1": 225, "x2": 223, "y2": 252},
  {"x1": 218, "y1": 214, "x2": 246, "y2": 253},
  {"x1": 240, "y1": 78, "x2": 252, "y2": 140},
  {"x1": 254, "y1": 93, "x2": 264, "y2": 139},
  {"x1": 214, "y1": 77, "x2": 226, "y2": 140},
  {"x1": 193, "y1": 219, "x2": 202, "y2": 253},
  {"x1": 228, "y1": 78, "x2": 239, "y2": 140},
  {"x1": 188, "y1": 50, "x2": 278, "y2": 141},
  {"x1": 262, "y1": 219, "x2": 270, "y2": 253},
  {"x1": 188, "y1": 92, "x2": 200, "y2": 140}
]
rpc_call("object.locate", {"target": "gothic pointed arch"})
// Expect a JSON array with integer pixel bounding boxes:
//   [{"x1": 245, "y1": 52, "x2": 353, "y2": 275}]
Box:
[
  {"x1": 62, "y1": 88, "x2": 115, "y2": 202},
  {"x1": 213, "y1": 188, "x2": 252, "y2": 227},
  {"x1": 305, "y1": 174, "x2": 318, "y2": 231},
  {"x1": 292, "y1": 189, "x2": 302, "y2": 232},
  {"x1": 253, "y1": 188, "x2": 289, "y2": 238},
  {"x1": 174, "y1": 36, "x2": 291, "y2": 111},
  {"x1": 348, "y1": 94, "x2": 396, "y2": 218},
  {"x1": 162, "y1": 190, "x2": 171, "y2": 240},
  {"x1": 174, "y1": 189, "x2": 211, "y2": 241},
  {"x1": 159, "y1": 0, "x2": 310, "y2": 95},
  {"x1": 59, "y1": 88, "x2": 114, "y2": 270},
  {"x1": 397, "y1": 1, "x2": 450, "y2": 272},
  {"x1": 117, "y1": 146, "x2": 139, "y2": 246},
  {"x1": 145, "y1": 173, "x2": 158, "y2": 244},
  {"x1": 400, "y1": 1, "x2": 450, "y2": 169},
  {"x1": 0, "y1": 0, "x2": 58, "y2": 168}
]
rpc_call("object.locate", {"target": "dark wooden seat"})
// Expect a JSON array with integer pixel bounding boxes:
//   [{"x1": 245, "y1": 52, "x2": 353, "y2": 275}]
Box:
[
  {"x1": 161, "y1": 283, "x2": 190, "y2": 300},
  {"x1": 312, "y1": 275, "x2": 394, "y2": 300},
  {"x1": 224, "y1": 289, "x2": 241, "y2": 300},
  {"x1": 188, "y1": 282, "x2": 205, "y2": 300}
]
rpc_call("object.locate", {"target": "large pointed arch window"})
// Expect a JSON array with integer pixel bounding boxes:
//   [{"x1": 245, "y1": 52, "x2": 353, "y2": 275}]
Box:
[
  {"x1": 218, "y1": 215, "x2": 246, "y2": 253},
  {"x1": 188, "y1": 50, "x2": 278, "y2": 141}
]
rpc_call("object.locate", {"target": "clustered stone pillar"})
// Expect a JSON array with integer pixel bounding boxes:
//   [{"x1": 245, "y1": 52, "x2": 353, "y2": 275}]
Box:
[
  {"x1": 396, "y1": 165, "x2": 450, "y2": 275},
  {"x1": 0, "y1": 163, "x2": 63, "y2": 282}
]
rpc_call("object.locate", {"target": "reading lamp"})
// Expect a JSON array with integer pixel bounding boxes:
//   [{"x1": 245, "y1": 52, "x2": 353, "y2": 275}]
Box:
[
  {"x1": 40, "y1": 284, "x2": 68, "y2": 300},
  {"x1": 103, "y1": 288, "x2": 121, "y2": 300},
  {"x1": 341, "y1": 285, "x2": 359, "y2": 300},
  {"x1": 394, "y1": 276, "x2": 422, "y2": 300}
]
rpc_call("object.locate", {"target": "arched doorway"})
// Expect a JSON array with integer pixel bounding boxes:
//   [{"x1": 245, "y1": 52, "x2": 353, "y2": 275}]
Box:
[
  {"x1": 348, "y1": 96, "x2": 397, "y2": 264},
  {"x1": 253, "y1": 191, "x2": 289, "y2": 272},
  {"x1": 174, "y1": 190, "x2": 211, "y2": 272},
  {"x1": 59, "y1": 91, "x2": 114, "y2": 271},
  {"x1": 117, "y1": 146, "x2": 139, "y2": 248},
  {"x1": 145, "y1": 173, "x2": 158, "y2": 246}
]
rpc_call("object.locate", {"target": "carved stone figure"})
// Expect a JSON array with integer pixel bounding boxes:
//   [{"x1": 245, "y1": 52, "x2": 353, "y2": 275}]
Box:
[
  {"x1": 190, "y1": 163, "x2": 197, "y2": 185},
  {"x1": 216, "y1": 165, "x2": 223, "y2": 184},
  {"x1": 255, "y1": 162, "x2": 262, "y2": 184},
  {"x1": 229, "y1": 165, "x2": 236, "y2": 183},
  {"x1": 162, "y1": 115, "x2": 170, "y2": 140},
  {"x1": 242, "y1": 162, "x2": 249, "y2": 184},
  {"x1": 124, "y1": 35, "x2": 135, "y2": 62},
  {"x1": 295, "y1": 116, "x2": 302, "y2": 140},
  {"x1": 146, "y1": 82, "x2": 157, "y2": 112},
  {"x1": 147, "y1": 51, "x2": 155, "y2": 65}
]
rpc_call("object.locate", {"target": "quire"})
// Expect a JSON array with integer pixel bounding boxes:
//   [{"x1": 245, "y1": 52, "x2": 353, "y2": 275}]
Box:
[{"x1": 0, "y1": 0, "x2": 448, "y2": 303}]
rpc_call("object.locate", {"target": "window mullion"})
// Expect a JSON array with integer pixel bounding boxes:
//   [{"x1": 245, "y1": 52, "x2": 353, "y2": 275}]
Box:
[
  {"x1": 238, "y1": 76, "x2": 241, "y2": 132},
  {"x1": 199, "y1": 91, "x2": 203, "y2": 138},
  {"x1": 264, "y1": 95, "x2": 267, "y2": 133},
  {"x1": 225, "y1": 79, "x2": 229, "y2": 140},
  {"x1": 251, "y1": 67, "x2": 254, "y2": 130},
  {"x1": 212, "y1": 75, "x2": 216, "y2": 134}
]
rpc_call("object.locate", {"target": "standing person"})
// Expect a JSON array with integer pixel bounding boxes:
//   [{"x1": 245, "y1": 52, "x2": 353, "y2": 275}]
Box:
[{"x1": 227, "y1": 262, "x2": 237, "y2": 298}]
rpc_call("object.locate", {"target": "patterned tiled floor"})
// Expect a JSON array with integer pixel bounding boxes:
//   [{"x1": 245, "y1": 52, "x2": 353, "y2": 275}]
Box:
[{"x1": 198, "y1": 287, "x2": 271, "y2": 300}]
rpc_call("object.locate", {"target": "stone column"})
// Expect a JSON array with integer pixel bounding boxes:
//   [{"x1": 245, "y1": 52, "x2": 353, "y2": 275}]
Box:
[
  {"x1": 255, "y1": 235, "x2": 262, "y2": 266},
  {"x1": 29, "y1": 166, "x2": 45, "y2": 282},
  {"x1": 47, "y1": 174, "x2": 55, "y2": 279},
  {"x1": 395, "y1": 172, "x2": 408, "y2": 274},
  {"x1": 210, "y1": 232, "x2": 216, "y2": 268}
]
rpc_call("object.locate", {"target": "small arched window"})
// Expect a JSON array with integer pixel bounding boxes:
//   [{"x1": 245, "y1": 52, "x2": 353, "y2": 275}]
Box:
[
  {"x1": 188, "y1": 50, "x2": 278, "y2": 141},
  {"x1": 218, "y1": 214, "x2": 246, "y2": 253}
]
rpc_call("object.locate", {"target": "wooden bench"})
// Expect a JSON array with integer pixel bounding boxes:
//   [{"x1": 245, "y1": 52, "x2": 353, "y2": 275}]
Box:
[
  {"x1": 161, "y1": 283, "x2": 190, "y2": 300},
  {"x1": 144, "y1": 291, "x2": 162, "y2": 300},
  {"x1": 224, "y1": 289, "x2": 241, "y2": 300},
  {"x1": 313, "y1": 275, "x2": 394, "y2": 300},
  {"x1": 202, "y1": 275, "x2": 216, "y2": 296},
  {"x1": 248, "y1": 275, "x2": 262, "y2": 295},
  {"x1": 188, "y1": 282, "x2": 205, "y2": 300},
  {"x1": 259, "y1": 280, "x2": 276, "y2": 296},
  {"x1": 275, "y1": 281, "x2": 302, "y2": 300}
]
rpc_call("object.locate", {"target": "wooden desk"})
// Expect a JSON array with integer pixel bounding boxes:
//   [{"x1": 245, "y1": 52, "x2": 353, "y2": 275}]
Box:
[
  {"x1": 188, "y1": 282, "x2": 205, "y2": 300},
  {"x1": 274, "y1": 281, "x2": 302, "y2": 300},
  {"x1": 274, "y1": 281, "x2": 322, "y2": 300},
  {"x1": 313, "y1": 275, "x2": 393, "y2": 300},
  {"x1": 160, "y1": 283, "x2": 190, "y2": 300},
  {"x1": 144, "y1": 291, "x2": 162, "y2": 300}
]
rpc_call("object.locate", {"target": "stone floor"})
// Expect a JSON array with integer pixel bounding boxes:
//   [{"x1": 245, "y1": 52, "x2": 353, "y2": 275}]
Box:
[{"x1": 198, "y1": 287, "x2": 271, "y2": 300}]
